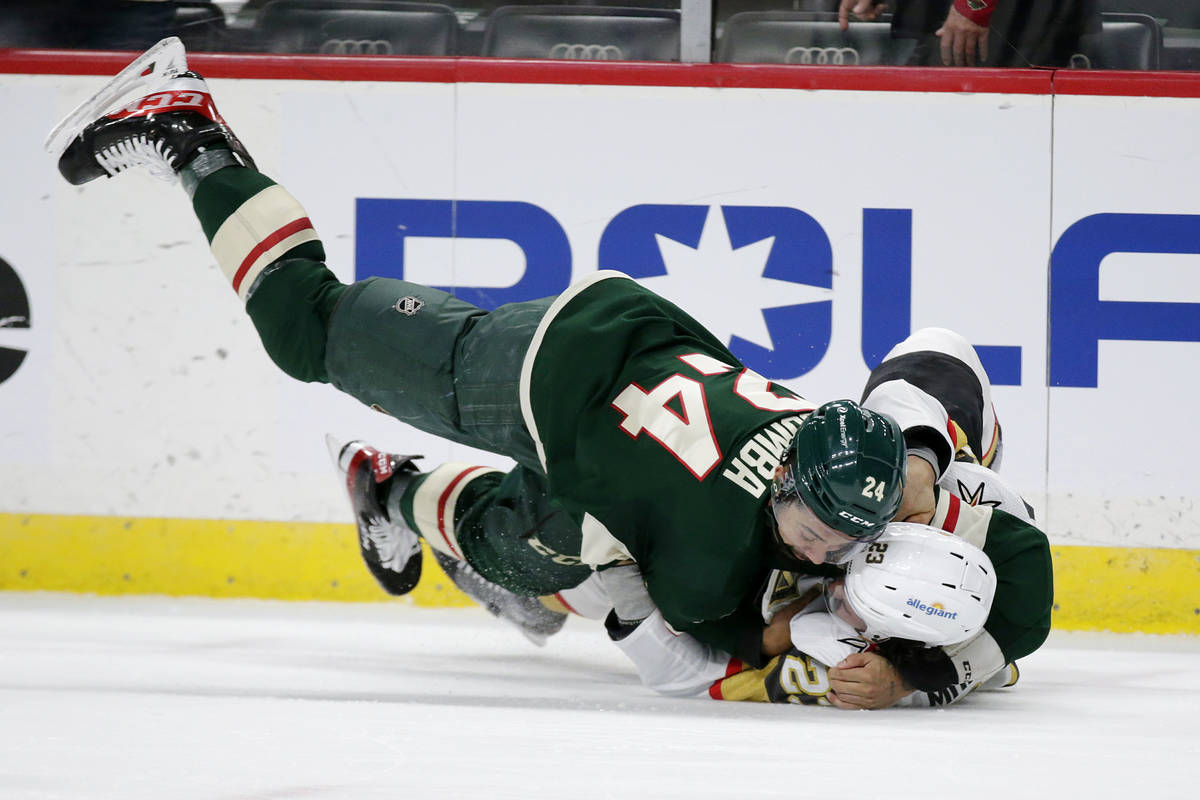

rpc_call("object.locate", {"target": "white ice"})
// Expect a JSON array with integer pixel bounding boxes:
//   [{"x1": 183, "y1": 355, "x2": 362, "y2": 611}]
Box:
[{"x1": 1, "y1": 593, "x2": 1197, "y2": 800}]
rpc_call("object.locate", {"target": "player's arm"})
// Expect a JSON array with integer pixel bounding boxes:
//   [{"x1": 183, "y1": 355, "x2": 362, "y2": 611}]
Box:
[
  {"x1": 710, "y1": 649, "x2": 835, "y2": 704},
  {"x1": 610, "y1": 604, "x2": 858, "y2": 706},
  {"x1": 666, "y1": 595, "x2": 778, "y2": 668},
  {"x1": 606, "y1": 608, "x2": 740, "y2": 697},
  {"x1": 611, "y1": 572, "x2": 836, "y2": 696},
  {"x1": 879, "y1": 493, "x2": 1052, "y2": 692},
  {"x1": 610, "y1": 607, "x2": 853, "y2": 706},
  {"x1": 709, "y1": 643, "x2": 997, "y2": 708},
  {"x1": 862, "y1": 327, "x2": 1004, "y2": 477},
  {"x1": 976, "y1": 508, "x2": 1055, "y2": 660},
  {"x1": 935, "y1": 493, "x2": 1053, "y2": 662},
  {"x1": 863, "y1": 378, "x2": 954, "y2": 477}
]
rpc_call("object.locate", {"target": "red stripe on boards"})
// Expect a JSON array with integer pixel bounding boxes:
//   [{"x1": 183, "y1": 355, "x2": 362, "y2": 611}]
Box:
[{"x1": 9, "y1": 48, "x2": 1200, "y2": 97}]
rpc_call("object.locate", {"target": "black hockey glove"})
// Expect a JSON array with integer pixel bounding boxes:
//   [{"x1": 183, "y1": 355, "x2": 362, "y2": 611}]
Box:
[
  {"x1": 875, "y1": 638, "x2": 958, "y2": 692},
  {"x1": 604, "y1": 609, "x2": 642, "y2": 642}
]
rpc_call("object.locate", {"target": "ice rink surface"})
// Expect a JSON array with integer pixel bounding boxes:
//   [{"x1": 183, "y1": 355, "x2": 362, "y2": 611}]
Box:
[{"x1": 1, "y1": 593, "x2": 1197, "y2": 800}]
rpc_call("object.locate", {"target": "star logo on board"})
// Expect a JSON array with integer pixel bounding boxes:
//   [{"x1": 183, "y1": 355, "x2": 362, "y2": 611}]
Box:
[
  {"x1": 639, "y1": 207, "x2": 830, "y2": 351},
  {"x1": 601, "y1": 204, "x2": 835, "y2": 378}
]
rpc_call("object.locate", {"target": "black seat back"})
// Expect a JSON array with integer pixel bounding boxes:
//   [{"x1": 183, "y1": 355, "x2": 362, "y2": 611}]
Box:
[
  {"x1": 481, "y1": 6, "x2": 680, "y2": 61},
  {"x1": 256, "y1": 0, "x2": 460, "y2": 55},
  {"x1": 717, "y1": 12, "x2": 914, "y2": 65}
]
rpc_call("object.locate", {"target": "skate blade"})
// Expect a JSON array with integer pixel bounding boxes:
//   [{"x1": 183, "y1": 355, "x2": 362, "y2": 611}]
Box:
[
  {"x1": 516, "y1": 626, "x2": 549, "y2": 647},
  {"x1": 44, "y1": 36, "x2": 189, "y2": 158},
  {"x1": 324, "y1": 433, "x2": 352, "y2": 473}
]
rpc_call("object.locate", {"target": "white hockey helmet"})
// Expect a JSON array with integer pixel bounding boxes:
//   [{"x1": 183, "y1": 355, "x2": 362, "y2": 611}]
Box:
[{"x1": 840, "y1": 522, "x2": 996, "y2": 646}]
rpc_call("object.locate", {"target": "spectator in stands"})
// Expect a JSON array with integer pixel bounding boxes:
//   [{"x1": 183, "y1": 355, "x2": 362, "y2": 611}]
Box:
[{"x1": 839, "y1": 0, "x2": 1100, "y2": 67}]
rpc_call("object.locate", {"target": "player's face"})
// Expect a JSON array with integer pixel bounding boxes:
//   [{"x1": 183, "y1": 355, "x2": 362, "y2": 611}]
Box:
[
  {"x1": 825, "y1": 578, "x2": 868, "y2": 633},
  {"x1": 770, "y1": 498, "x2": 861, "y2": 565}
]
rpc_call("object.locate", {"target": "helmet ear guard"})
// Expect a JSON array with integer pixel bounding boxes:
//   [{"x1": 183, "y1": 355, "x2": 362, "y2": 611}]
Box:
[
  {"x1": 842, "y1": 522, "x2": 997, "y2": 647},
  {"x1": 775, "y1": 400, "x2": 906, "y2": 540}
]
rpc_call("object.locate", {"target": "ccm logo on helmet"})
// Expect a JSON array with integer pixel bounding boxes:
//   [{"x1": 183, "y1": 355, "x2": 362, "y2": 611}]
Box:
[{"x1": 838, "y1": 510, "x2": 877, "y2": 527}]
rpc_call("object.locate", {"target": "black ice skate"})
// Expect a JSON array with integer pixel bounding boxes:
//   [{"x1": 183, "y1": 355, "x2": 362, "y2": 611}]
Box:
[
  {"x1": 327, "y1": 434, "x2": 424, "y2": 597},
  {"x1": 46, "y1": 37, "x2": 253, "y2": 186},
  {"x1": 433, "y1": 551, "x2": 567, "y2": 647}
]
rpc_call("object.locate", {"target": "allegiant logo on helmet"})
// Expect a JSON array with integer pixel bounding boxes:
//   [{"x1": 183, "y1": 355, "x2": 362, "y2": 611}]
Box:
[{"x1": 907, "y1": 598, "x2": 959, "y2": 619}]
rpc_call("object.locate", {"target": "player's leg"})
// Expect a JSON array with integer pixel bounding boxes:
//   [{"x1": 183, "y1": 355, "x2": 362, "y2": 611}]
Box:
[
  {"x1": 52, "y1": 44, "x2": 589, "y2": 623},
  {"x1": 53, "y1": 58, "x2": 346, "y2": 385},
  {"x1": 861, "y1": 327, "x2": 1003, "y2": 469},
  {"x1": 321, "y1": 275, "x2": 549, "y2": 470},
  {"x1": 54, "y1": 51, "x2": 554, "y2": 464},
  {"x1": 327, "y1": 436, "x2": 570, "y2": 643},
  {"x1": 394, "y1": 461, "x2": 592, "y2": 597},
  {"x1": 431, "y1": 551, "x2": 567, "y2": 646},
  {"x1": 328, "y1": 436, "x2": 425, "y2": 596},
  {"x1": 328, "y1": 433, "x2": 588, "y2": 640}
]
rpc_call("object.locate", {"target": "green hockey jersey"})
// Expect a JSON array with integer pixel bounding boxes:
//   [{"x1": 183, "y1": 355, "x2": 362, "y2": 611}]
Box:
[{"x1": 522, "y1": 272, "x2": 818, "y2": 659}]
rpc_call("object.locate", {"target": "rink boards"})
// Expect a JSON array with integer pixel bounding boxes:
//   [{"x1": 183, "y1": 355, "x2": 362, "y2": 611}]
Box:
[{"x1": 0, "y1": 55, "x2": 1197, "y2": 632}]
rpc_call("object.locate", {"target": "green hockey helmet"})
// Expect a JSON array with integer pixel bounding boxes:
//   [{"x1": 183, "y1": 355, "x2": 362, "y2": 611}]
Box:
[{"x1": 772, "y1": 400, "x2": 906, "y2": 540}]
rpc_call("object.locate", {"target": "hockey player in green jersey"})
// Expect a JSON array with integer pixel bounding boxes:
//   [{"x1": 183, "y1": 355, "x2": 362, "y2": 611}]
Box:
[
  {"x1": 560, "y1": 326, "x2": 1051, "y2": 709},
  {"x1": 49, "y1": 40, "x2": 1051, "y2": 708}
]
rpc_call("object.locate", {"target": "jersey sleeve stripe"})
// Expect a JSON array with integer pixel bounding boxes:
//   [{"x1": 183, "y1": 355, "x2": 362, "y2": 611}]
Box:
[
  {"x1": 708, "y1": 657, "x2": 745, "y2": 700},
  {"x1": 942, "y1": 492, "x2": 962, "y2": 532}
]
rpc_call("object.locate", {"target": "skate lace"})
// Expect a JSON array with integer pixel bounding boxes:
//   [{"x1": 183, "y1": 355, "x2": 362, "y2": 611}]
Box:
[{"x1": 95, "y1": 135, "x2": 178, "y2": 182}]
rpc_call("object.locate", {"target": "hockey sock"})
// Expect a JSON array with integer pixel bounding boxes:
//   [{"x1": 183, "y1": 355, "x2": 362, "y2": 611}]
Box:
[
  {"x1": 190, "y1": 166, "x2": 323, "y2": 300},
  {"x1": 191, "y1": 165, "x2": 346, "y2": 383}
]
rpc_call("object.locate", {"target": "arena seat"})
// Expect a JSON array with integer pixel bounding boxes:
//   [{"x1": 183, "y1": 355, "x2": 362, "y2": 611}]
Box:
[
  {"x1": 715, "y1": 11, "x2": 915, "y2": 65},
  {"x1": 1163, "y1": 27, "x2": 1200, "y2": 70},
  {"x1": 255, "y1": 0, "x2": 460, "y2": 55},
  {"x1": 1073, "y1": 12, "x2": 1162, "y2": 70},
  {"x1": 171, "y1": 2, "x2": 228, "y2": 52},
  {"x1": 1099, "y1": 1, "x2": 1200, "y2": 29},
  {"x1": 479, "y1": 6, "x2": 681, "y2": 61}
]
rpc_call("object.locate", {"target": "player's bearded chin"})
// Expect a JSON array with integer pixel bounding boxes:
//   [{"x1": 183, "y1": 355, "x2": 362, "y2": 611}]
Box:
[
  {"x1": 765, "y1": 506, "x2": 823, "y2": 569},
  {"x1": 768, "y1": 499, "x2": 862, "y2": 566}
]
